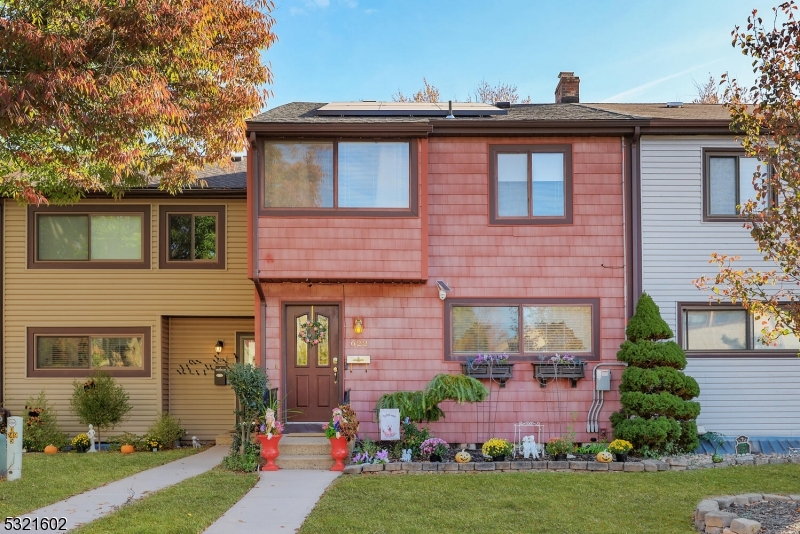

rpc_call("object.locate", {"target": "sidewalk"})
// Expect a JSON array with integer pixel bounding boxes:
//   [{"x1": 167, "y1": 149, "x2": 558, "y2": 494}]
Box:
[
  {"x1": 19, "y1": 445, "x2": 228, "y2": 532},
  {"x1": 203, "y1": 470, "x2": 340, "y2": 534}
]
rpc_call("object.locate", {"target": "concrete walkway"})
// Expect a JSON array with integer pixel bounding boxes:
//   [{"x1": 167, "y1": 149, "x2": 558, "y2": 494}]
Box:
[
  {"x1": 204, "y1": 470, "x2": 341, "y2": 534},
  {"x1": 19, "y1": 445, "x2": 228, "y2": 532}
]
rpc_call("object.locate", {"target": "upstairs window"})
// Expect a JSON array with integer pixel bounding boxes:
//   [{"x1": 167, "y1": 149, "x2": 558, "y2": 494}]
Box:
[
  {"x1": 704, "y1": 150, "x2": 770, "y2": 220},
  {"x1": 29, "y1": 205, "x2": 149, "y2": 269},
  {"x1": 489, "y1": 145, "x2": 572, "y2": 225},
  {"x1": 262, "y1": 140, "x2": 416, "y2": 215},
  {"x1": 159, "y1": 206, "x2": 225, "y2": 269}
]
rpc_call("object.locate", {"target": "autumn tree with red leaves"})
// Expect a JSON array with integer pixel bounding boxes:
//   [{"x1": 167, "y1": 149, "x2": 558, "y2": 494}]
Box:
[
  {"x1": 0, "y1": 0, "x2": 276, "y2": 204},
  {"x1": 695, "y1": 2, "x2": 800, "y2": 348}
]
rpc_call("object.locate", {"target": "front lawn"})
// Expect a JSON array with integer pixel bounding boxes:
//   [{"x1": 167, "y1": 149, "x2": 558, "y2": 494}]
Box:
[
  {"x1": 301, "y1": 465, "x2": 800, "y2": 534},
  {"x1": 72, "y1": 468, "x2": 258, "y2": 534},
  {"x1": 0, "y1": 448, "x2": 199, "y2": 517}
]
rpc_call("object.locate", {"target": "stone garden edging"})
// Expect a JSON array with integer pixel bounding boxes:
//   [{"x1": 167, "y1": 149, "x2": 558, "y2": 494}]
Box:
[
  {"x1": 694, "y1": 493, "x2": 800, "y2": 534},
  {"x1": 342, "y1": 454, "x2": 800, "y2": 476}
]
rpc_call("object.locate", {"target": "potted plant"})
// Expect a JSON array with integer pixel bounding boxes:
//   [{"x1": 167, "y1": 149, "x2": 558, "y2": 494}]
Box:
[
  {"x1": 72, "y1": 433, "x2": 90, "y2": 453},
  {"x1": 461, "y1": 354, "x2": 514, "y2": 388},
  {"x1": 607, "y1": 439, "x2": 633, "y2": 462},
  {"x1": 482, "y1": 438, "x2": 513, "y2": 461},
  {"x1": 145, "y1": 436, "x2": 161, "y2": 452},
  {"x1": 533, "y1": 354, "x2": 585, "y2": 388},
  {"x1": 420, "y1": 437, "x2": 449, "y2": 462},
  {"x1": 256, "y1": 405, "x2": 285, "y2": 471},
  {"x1": 324, "y1": 404, "x2": 359, "y2": 471},
  {"x1": 545, "y1": 437, "x2": 572, "y2": 460}
]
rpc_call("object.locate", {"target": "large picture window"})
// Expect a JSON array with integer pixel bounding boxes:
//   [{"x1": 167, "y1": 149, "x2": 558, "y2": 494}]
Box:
[
  {"x1": 262, "y1": 140, "x2": 416, "y2": 215},
  {"x1": 27, "y1": 327, "x2": 151, "y2": 377},
  {"x1": 159, "y1": 206, "x2": 225, "y2": 269},
  {"x1": 489, "y1": 145, "x2": 572, "y2": 225},
  {"x1": 704, "y1": 149, "x2": 771, "y2": 221},
  {"x1": 680, "y1": 303, "x2": 800, "y2": 354},
  {"x1": 445, "y1": 299, "x2": 599, "y2": 361},
  {"x1": 29, "y1": 205, "x2": 150, "y2": 269}
]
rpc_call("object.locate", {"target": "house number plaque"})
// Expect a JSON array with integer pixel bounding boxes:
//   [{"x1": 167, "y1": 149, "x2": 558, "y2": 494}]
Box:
[{"x1": 350, "y1": 340, "x2": 368, "y2": 347}]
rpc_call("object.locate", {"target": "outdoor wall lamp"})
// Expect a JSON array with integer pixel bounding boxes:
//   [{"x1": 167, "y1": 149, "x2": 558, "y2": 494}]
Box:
[
  {"x1": 215, "y1": 340, "x2": 224, "y2": 354},
  {"x1": 353, "y1": 317, "x2": 364, "y2": 335},
  {"x1": 436, "y1": 280, "x2": 451, "y2": 301}
]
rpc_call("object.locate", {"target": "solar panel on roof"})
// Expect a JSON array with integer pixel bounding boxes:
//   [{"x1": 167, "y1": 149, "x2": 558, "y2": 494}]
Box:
[{"x1": 315, "y1": 102, "x2": 508, "y2": 117}]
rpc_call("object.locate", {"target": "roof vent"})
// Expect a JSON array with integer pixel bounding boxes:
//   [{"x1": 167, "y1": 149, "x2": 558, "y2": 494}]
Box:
[
  {"x1": 666, "y1": 101, "x2": 683, "y2": 108},
  {"x1": 495, "y1": 101, "x2": 511, "y2": 109},
  {"x1": 446, "y1": 100, "x2": 455, "y2": 119}
]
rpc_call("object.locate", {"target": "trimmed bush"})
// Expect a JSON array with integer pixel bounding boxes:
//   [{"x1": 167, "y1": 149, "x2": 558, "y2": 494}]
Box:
[
  {"x1": 611, "y1": 293, "x2": 700, "y2": 454},
  {"x1": 23, "y1": 390, "x2": 68, "y2": 451},
  {"x1": 146, "y1": 412, "x2": 184, "y2": 449}
]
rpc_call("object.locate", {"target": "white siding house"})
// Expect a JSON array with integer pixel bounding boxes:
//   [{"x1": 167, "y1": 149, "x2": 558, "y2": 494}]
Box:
[{"x1": 639, "y1": 135, "x2": 800, "y2": 437}]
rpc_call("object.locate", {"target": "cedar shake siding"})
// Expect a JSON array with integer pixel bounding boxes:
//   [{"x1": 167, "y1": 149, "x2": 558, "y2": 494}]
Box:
[
  {"x1": 3, "y1": 198, "x2": 253, "y2": 437},
  {"x1": 253, "y1": 121, "x2": 628, "y2": 444}
]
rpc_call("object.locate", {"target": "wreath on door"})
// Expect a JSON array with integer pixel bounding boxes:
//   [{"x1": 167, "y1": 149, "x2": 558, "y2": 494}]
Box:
[{"x1": 298, "y1": 320, "x2": 327, "y2": 345}]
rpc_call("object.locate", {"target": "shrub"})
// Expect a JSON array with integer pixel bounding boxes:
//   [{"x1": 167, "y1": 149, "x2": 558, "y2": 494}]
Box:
[
  {"x1": 146, "y1": 412, "x2": 184, "y2": 449},
  {"x1": 22, "y1": 391, "x2": 68, "y2": 451},
  {"x1": 108, "y1": 431, "x2": 144, "y2": 451},
  {"x1": 375, "y1": 373, "x2": 488, "y2": 423},
  {"x1": 222, "y1": 438, "x2": 260, "y2": 472},
  {"x1": 400, "y1": 421, "x2": 430, "y2": 459},
  {"x1": 226, "y1": 363, "x2": 267, "y2": 455},
  {"x1": 69, "y1": 371, "x2": 132, "y2": 445},
  {"x1": 611, "y1": 293, "x2": 700, "y2": 454}
]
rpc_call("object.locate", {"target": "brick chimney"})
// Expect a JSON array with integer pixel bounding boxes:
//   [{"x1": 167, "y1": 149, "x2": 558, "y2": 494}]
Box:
[{"x1": 555, "y1": 72, "x2": 580, "y2": 103}]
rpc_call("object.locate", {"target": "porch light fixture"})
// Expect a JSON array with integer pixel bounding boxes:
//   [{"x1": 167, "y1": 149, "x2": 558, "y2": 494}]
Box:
[
  {"x1": 353, "y1": 317, "x2": 364, "y2": 335},
  {"x1": 215, "y1": 340, "x2": 224, "y2": 354},
  {"x1": 436, "y1": 280, "x2": 451, "y2": 301}
]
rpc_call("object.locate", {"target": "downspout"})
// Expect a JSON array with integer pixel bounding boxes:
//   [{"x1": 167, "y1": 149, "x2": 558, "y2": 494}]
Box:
[{"x1": 247, "y1": 131, "x2": 268, "y2": 372}]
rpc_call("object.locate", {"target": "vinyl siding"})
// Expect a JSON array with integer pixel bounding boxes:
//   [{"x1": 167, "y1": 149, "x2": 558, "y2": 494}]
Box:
[
  {"x1": 640, "y1": 135, "x2": 800, "y2": 436},
  {"x1": 168, "y1": 317, "x2": 252, "y2": 442},
  {"x1": 2, "y1": 198, "x2": 254, "y2": 437}
]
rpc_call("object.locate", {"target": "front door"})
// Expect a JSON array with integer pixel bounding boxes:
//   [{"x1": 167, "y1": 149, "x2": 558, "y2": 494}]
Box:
[{"x1": 285, "y1": 305, "x2": 340, "y2": 422}]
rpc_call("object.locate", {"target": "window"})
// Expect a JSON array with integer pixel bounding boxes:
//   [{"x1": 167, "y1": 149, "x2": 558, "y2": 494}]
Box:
[
  {"x1": 680, "y1": 303, "x2": 800, "y2": 354},
  {"x1": 262, "y1": 140, "x2": 417, "y2": 215},
  {"x1": 27, "y1": 327, "x2": 151, "y2": 377},
  {"x1": 445, "y1": 299, "x2": 599, "y2": 361},
  {"x1": 704, "y1": 150, "x2": 770, "y2": 220},
  {"x1": 29, "y1": 205, "x2": 150, "y2": 269},
  {"x1": 489, "y1": 145, "x2": 572, "y2": 225},
  {"x1": 159, "y1": 206, "x2": 225, "y2": 269}
]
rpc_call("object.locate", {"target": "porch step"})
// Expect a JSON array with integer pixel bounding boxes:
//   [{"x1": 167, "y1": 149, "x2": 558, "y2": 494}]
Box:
[{"x1": 273, "y1": 434, "x2": 348, "y2": 470}]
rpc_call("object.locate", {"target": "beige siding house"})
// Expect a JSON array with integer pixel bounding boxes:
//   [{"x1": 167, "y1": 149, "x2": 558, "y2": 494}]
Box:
[{"x1": 1, "y1": 160, "x2": 254, "y2": 442}]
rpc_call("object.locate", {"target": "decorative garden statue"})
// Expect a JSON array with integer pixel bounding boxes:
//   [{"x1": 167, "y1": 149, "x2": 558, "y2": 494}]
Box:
[
  {"x1": 264, "y1": 408, "x2": 276, "y2": 438},
  {"x1": 401, "y1": 449, "x2": 412, "y2": 462},
  {"x1": 87, "y1": 424, "x2": 96, "y2": 453},
  {"x1": 522, "y1": 435, "x2": 539, "y2": 459}
]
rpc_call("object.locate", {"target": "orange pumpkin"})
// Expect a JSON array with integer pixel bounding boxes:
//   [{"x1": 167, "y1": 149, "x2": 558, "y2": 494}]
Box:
[
  {"x1": 44, "y1": 445, "x2": 58, "y2": 454},
  {"x1": 121, "y1": 444, "x2": 135, "y2": 455},
  {"x1": 455, "y1": 450, "x2": 472, "y2": 463},
  {"x1": 596, "y1": 451, "x2": 613, "y2": 463}
]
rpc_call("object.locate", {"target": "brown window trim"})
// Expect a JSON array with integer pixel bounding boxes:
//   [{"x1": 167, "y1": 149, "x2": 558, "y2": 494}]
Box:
[
  {"x1": 489, "y1": 144, "x2": 573, "y2": 226},
  {"x1": 28, "y1": 205, "x2": 151, "y2": 269},
  {"x1": 444, "y1": 298, "x2": 600, "y2": 362},
  {"x1": 159, "y1": 205, "x2": 226, "y2": 270},
  {"x1": 702, "y1": 148, "x2": 772, "y2": 222},
  {"x1": 258, "y1": 139, "x2": 419, "y2": 217},
  {"x1": 678, "y1": 301, "x2": 799, "y2": 357},
  {"x1": 27, "y1": 327, "x2": 152, "y2": 378}
]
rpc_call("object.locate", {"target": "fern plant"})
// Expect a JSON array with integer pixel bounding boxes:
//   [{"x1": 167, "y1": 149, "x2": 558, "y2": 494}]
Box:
[{"x1": 375, "y1": 373, "x2": 488, "y2": 423}]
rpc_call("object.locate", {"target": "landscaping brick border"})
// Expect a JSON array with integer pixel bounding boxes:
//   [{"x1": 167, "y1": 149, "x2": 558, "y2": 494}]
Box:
[
  {"x1": 342, "y1": 454, "x2": 800, "y2": 476},
  {"x1": 694, "y1": 493, "x2": 800, "y2": 534}
]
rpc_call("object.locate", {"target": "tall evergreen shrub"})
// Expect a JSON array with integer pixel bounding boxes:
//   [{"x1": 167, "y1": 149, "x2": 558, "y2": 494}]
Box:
[{"x1": 610, "y1": 293, "x2": 701, "y2": 454}]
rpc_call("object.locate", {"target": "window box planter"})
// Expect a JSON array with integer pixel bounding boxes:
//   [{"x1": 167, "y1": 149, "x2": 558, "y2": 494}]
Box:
[
  {"x1": 460, "y1": 362, "x2": 514, "y2": 388},
  {"x1": 532, "y1": 361, "x2": 585, "y2": 388}
]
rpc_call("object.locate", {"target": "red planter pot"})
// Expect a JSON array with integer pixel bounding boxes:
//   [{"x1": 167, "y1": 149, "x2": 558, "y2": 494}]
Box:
[
  {"x1": 257, "y1": 434, "x2": 282, "y2": 471},
  {"x1": 329, "y1": 436, "x2": 348, "y2": 471}
]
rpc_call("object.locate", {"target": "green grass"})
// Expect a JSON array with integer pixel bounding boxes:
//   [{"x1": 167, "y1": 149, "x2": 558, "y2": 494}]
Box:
[
  {"x1": 72, "y1": 468, "x2": 258, "y2": 534},
  {"x1": 300, "y1": 465, "x2": 800, "y2": 534},
  {"x1": 0, "y1": 448, "x2": 199, "y2": 517}
]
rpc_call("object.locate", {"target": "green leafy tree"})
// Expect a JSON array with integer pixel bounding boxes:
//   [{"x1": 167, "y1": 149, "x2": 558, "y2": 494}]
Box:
[
  {"x1": 610, "y1": 294, "x2": 701, "y2": 454},
  {"x1": 226, "y1": 363, "x2": 267, "y2": 455},
  {"x1": 69, "y1": 371, "x2": 132, "y2": 445},
  {"x1": 23, "y1": 390, "x2": 68, "y2": 451},
  {"x1": 0, "y1": 0, "x2": 277, "y2": 204},
  {"x1": 696, "y1": 2, "x2": 800, "y2": 347}
]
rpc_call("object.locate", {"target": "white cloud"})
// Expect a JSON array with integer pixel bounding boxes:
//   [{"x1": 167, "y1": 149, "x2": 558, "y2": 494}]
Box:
[{"x1": 601, "y1": 59, "x2": 723, "y2": 102}]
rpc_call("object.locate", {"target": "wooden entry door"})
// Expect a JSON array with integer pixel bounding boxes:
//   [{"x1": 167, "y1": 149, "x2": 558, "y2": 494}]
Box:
[{"x1": 285, "y1": 305, "x2": 340, "y2": 422}]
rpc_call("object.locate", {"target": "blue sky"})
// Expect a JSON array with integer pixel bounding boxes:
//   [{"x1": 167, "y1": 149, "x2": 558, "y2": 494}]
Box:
[{"x1": 263, "y1": 0, "x2": 777, "y2": 109}]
